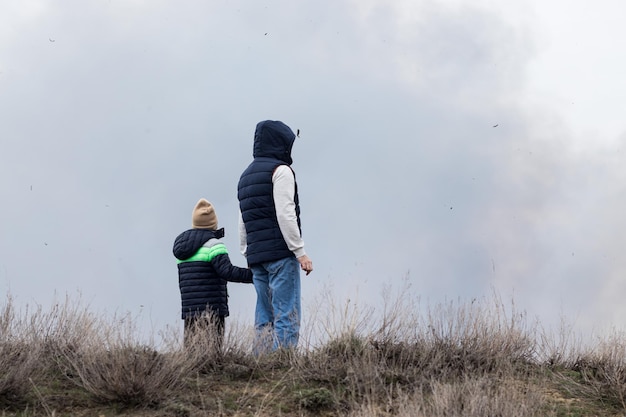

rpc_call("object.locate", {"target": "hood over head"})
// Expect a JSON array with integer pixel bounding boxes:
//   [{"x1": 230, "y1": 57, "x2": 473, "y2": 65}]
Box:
[
  {"x1": 173, "y1": 228, "x2": 225, "y2": 260},
  {"x1": 253, "y1": 120, "x2": 296, "y2": 164}
]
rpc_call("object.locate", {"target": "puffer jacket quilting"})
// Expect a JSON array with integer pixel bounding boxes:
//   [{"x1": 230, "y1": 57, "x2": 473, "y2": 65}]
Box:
[
  {"x1": 238, "y1": 120, "x2": 301, "y2": 266},
  {"x1": 173, "y1": 228, "x2": 252, "y2": 319}
]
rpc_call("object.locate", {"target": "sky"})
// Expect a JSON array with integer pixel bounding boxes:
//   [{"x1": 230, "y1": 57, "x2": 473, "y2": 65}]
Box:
[{"x1": 1, "y1": 0, "x2": 626, "y2": 343}]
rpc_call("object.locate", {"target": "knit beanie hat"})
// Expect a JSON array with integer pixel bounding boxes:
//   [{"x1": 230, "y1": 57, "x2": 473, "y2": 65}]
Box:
[{"x1": 192, "y1": 199, "x2": 218, "y2": 230}]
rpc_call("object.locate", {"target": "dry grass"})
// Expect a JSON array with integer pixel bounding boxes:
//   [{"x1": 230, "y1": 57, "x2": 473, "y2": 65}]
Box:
[{"x1": 0, "y1": 287, "x2": 625, "y2": 416}]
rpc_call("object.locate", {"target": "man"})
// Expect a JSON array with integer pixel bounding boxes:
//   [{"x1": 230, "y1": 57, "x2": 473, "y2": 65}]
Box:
[{"x1": 238, "y1": 120, "x2": 313, "y2": 352}]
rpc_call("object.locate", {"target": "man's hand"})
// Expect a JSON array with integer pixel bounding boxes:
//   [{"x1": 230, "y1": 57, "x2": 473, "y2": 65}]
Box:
[{"x1": 297, "y1": 255, "x2": 313, "y2": 276}]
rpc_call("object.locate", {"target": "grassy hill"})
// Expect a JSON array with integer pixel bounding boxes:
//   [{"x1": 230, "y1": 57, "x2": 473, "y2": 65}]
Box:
[{"x1": 1, "y1": 292, "x2": 626, "y2": 416}]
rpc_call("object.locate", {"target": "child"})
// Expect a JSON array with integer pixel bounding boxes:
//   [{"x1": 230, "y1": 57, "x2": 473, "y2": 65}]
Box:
[{"x1": 173, "y1": 198, "x2": 252, "y2": 348}]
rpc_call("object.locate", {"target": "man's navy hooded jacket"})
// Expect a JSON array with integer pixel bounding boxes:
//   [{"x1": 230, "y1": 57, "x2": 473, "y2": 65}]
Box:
[{"x1": 238, "y1": 120, "x2": 302, "y2": 266}]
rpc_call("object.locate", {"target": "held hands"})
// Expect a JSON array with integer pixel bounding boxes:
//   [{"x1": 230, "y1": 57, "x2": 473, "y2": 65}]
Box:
[{"x1": 297, "y1": 255, "x2": 313, "y2": 276}]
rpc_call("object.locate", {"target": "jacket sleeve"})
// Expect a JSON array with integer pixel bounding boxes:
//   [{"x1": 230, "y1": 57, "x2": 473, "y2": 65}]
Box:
[
  {"x1": 272, "y1": 165, "x2": 306, "y2": 258},
  {"x1": 212, "y1": 253, "x2": 253, "y2": 283}
]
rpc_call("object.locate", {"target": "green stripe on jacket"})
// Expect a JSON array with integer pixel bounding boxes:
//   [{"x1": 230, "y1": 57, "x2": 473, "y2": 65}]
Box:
[{"x1": 177, "y1": 243, "x2": 228, "y2": 264}]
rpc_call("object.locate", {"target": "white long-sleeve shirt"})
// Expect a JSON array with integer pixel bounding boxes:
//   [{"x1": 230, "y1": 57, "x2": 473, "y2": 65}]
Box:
[{"x1": 239, "y1": 165, "x2": 306, "y2": 259}]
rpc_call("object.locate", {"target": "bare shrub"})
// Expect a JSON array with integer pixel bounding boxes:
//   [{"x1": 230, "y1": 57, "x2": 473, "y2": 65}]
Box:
[
  {"x1": 302, "y1": 285, "x2": 375, "y2": 351},
  {"x1": 0, "y1": 340, "x2": 40, "y2": 405},
  {"x1": 30, "y1": 294, "x2": 101, "y2": 375},
  {"x1": 299, "y1": 290, "x2": 375, "y2": 398},
  {"x1": 0, "y1": 295, "x2": 43, "y2": 404},
  {"x1": 298, "y1": 284, "x2": 539, "y2": 412},
  {"x1": 536, "y1": 316, "x2": 586, "y2": 369},
  {"x1": 416, "y1": 294, "x2": 536, "y2": 377},
  {"x1": 58, "y1": 311, "x2": 195, "y2": 407},
  {"x1": 574, "y1": 331, "x2": 626, "y2": 409}
]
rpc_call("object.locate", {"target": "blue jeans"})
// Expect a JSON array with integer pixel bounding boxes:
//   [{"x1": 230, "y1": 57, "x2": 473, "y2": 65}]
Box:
[{"x1": 251, "y1": 257, "x2": 301, "y2": 352}]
